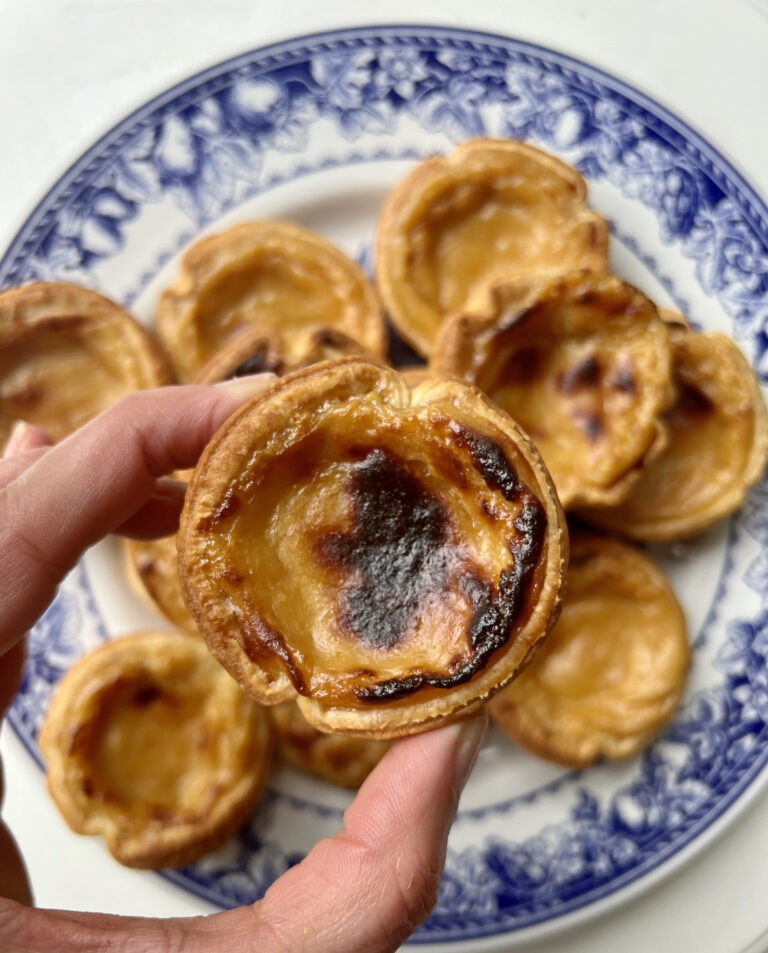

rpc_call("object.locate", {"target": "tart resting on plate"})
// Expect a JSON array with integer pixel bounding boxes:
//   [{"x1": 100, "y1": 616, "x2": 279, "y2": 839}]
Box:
[
  {"x1": 580, "y1": 314, "x2": 768, "y2": 540},
  {"x1": 178, "y1": 357, "x2": 568, "y2": 738},
  {"x1": 156, "y1": 220, "x2": 387, "y2": 381},
  {"x1": 0, "y1": 281, "x2": 170, "y2": 447},
  {"x1": 488, "y1": 533, "x2": 690, "y2": 767},
  {"x1": 40, "y1": 630, "x2": 272, "y2": 868},
  {"x1": 376, "y1": 138, "x2": 609, "y2": 357},
  {"x1": 430, "y1": 270, "x2": 674, "y2": 509}
]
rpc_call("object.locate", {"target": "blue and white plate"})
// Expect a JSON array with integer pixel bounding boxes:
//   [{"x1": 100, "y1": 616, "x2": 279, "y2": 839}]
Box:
[{"x1": 3, "y1": 25, "x2": 768, "y2": 949}]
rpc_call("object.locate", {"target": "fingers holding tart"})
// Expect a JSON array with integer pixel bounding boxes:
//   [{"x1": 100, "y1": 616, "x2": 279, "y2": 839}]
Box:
[{"x1": 178, "y1": 357, "x2": 568, "y2": 738}]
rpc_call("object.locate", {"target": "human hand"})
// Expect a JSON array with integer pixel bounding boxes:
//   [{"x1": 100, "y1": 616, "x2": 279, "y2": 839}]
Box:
[{"x1": 0, "y1": 379, "x2": 487, "y2": 953}]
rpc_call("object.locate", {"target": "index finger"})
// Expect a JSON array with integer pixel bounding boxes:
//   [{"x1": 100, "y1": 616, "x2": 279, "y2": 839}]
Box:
[{"x1": 0, "y1": 376, "x2": 274, "y2": 656}]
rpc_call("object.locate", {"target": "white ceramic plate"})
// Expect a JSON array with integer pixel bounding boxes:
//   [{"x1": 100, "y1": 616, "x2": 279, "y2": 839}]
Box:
[{"x1": 3, "y1": 25, "x2": 768, "y2": 949}]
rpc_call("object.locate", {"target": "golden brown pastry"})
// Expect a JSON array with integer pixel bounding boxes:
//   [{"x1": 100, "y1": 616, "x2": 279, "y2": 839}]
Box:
[
  {"x1": 375, "y1": 138, "x2": 608, "y2": 356},
  {"x1": 178, "y1": 357, "x2": 568, "y2": 738},
  {"x1": 580, "y1": 315, "x2": 768, "y2": 540},
  {"x1": 430, "y1": 270, "x2": 674, "y2": 509},
  {"x1": 40, "y1": 630, "x2": 272, "y2": 868},
  {"x1": 270, "y1": 701, "x2": 390, "y2": 789},
  {"x1": 489, "y1": 533, "x2": 689, "y2": 767},
  {"x1": 156, "y1": 221, "x2": 387, "y2": 381},
  {"x1": 0, "y1": 282, "x2": 170, "y2": 447},
  {"x1": 193, "y1": 324, "x2": 371, "y2": 385},
  {"x1": 124, "y1": 535, "x2": 198, "y2": 634}
]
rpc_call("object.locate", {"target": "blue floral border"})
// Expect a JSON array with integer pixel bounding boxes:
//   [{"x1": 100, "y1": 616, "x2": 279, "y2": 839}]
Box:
[{"x1": 5, "y1": 26, "x2": 768, "y2": 944}]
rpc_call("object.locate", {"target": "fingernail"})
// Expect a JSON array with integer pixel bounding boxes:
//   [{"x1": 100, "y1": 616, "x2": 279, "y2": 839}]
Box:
[
  {"x1": 214, "y1": 372, "x2": 278, "y2": 401},
  {"x1": 450, "y1": 710, "x2": 488, "y2": 791},
  {"x1": 3, "y1": 421, "x2": 29, "y2": 458}
]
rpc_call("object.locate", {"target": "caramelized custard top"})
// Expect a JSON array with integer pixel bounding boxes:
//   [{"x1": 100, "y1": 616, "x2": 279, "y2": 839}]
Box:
[{"x1": 195, "y1": 395, "x2": 548, "y2": 708}]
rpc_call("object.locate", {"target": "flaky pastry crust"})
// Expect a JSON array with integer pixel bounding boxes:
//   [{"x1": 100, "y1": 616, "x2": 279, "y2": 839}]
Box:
[
  {"x1": 178, "y1": 357, "x2": 567, "y2": 738},
  {"x1": 156, "y1": 221, "x2": 387, "y2": 381},
  {"x1": 270, "y1": 701, "x2": 390, "y2": 788},
  {"x1": 375, "y1": 138, "x2": 608, "y2": 356},
  {"x1": 0, "y1": 282, "x2": 170, "y2": 446},
  {"x1": 488, "y1": 533, "x2": 689, "y2": 767},
  {"x1": 580, "y1": 316, "x2": 768, "y2": 540},
  {"x1": 40, "y1": 631, "x2": 272, "y2": 868},
  {"x1": 431, "y1": 270, "x2": 674, "y2": 509}
]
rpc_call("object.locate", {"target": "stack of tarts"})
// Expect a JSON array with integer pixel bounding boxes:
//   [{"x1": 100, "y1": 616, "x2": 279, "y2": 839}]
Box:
[{"x1": 3, "y1": 136, "x2": 764, "y2": 872}]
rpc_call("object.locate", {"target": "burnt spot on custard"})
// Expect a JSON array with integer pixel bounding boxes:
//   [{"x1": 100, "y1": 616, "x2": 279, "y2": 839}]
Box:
[
  {"x1": 611, "y1": 362, "x2": 636, "y2": 395},
  {"x1": 132, "y1": 685, "x2": 162, "y2": 708},
  {"x1": 447, "y1": 423, "x2": 520, "y2": 501},
  {"x1": 228, "y1": 343, "x2": 284, "y2": 379},
  {"x1": 572, "y1": 410, "x2": 604, "y2": 441},
  {"x1": 356, "y1": 494, "x2": 545, "y2": 703},
  {"x1": 557, "y1": 355, "x2": 600, "y2": 394},
  {"x1": 316, "y1": 449, "x2": 453, "y2": 650},
  {"x1": 352, "y1": 426, "x2": 547, "y2": 703}
]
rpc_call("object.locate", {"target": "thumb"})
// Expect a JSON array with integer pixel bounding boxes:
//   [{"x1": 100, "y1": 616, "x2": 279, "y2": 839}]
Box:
[{"x1": 0, "y1": 714, "x2": 487, "y2": 953}]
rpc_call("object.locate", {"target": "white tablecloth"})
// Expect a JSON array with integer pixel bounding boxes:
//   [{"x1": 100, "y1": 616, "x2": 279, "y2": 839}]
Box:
[{"x1": 2, "y1": 2, "x2": 767, "y2": 950}]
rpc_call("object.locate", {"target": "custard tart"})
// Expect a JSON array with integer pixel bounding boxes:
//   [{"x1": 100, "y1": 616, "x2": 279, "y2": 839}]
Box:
[
  {"x1": 488, "y1": 533, "x2": 689, "y2": 767},
  {"x1": 0, "y1": 282, "x2": 170, "y2": 447},
  {"x1": 376, "y1": 138, "x2": 609, "y2": 356},
  {"x1": 178, "y1": 357, "x2": 567, "y2": 738},
  {"x1": 194, "y1": 324, "x2": 371, "y2": 385},
  {"x1": 156, "y1": 221, "x2": 387, "y2": 381},
  {"x1": 40, "y1": 630, "x2": 272, "y2": 868},
  {"x1": 270, "y1": 701, "x2": 390, "y2": 789},
  {"x1": 431, "y1": 270, "x2": 674, "y2": 509},
  {"x1": 581, "y1": 315, "x2": 768, "y2": 540}
]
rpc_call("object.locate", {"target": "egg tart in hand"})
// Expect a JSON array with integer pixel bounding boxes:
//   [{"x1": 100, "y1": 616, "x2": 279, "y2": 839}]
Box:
[
  {"x1": 0, "y1": 282, "x2": 170, "y2": 447},
  {"x1": 431, "y1": 270, "x2": 674, "y2": 509},
  {"x1": 156, "y1": 221, "x2": 386, "y2": 381},
  {"x1": 40, "y1": 630, "x2": 272, "y2": 868},
  {"x1": 376, "y1": 138, "x2": 608, "y2": 356},
  {"x1": 178, "y1": 358, "x2": 567, "y2": 738},
  {"x1": 489, "y1": 533, "x2": 689, "y2": 768},
  {"x1": 580, "y1": 314, "x2": 768, "y2": 540}
]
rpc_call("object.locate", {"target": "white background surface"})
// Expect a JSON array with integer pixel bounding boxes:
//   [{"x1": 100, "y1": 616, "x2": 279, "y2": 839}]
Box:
[{"x1": 1, "y1": 1, "x2": 768, "y2": 950}]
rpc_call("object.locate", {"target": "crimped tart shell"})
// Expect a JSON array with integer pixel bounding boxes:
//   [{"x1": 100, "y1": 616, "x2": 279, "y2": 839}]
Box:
[
  {"x1": 193, "y1": 324, "x2": 371, "y2": 385},
  {"x1": 124, "y1": 535, "x2": 198, "y2": 635},
  {"x1": 580, "y1": 316, "x2": 768, "y2": 540},
  {"x1": 270, "y1": 701, "x2": 390, "y2": 789},
  {"x1": 178, "y1": 357, "x2": 567, "y2": 738},
  {"x1": 40, "y1": 630, "x2": 272, "y2": 868},
  {"x1": 375, "y1": 138, "x2": 609, "y2": 356},
  {"x1": 431, "y1": 270, "x2": 674, "y2": 509},
  {"x1": 0, "y1": 282, "x2": 170, "y2": 446},
  {"x1": 488, "y1": 534, "x2": 689, "y2": 768},
  {"x1": 156, "y1": 221, "x2": 387, "y2": 381}
]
